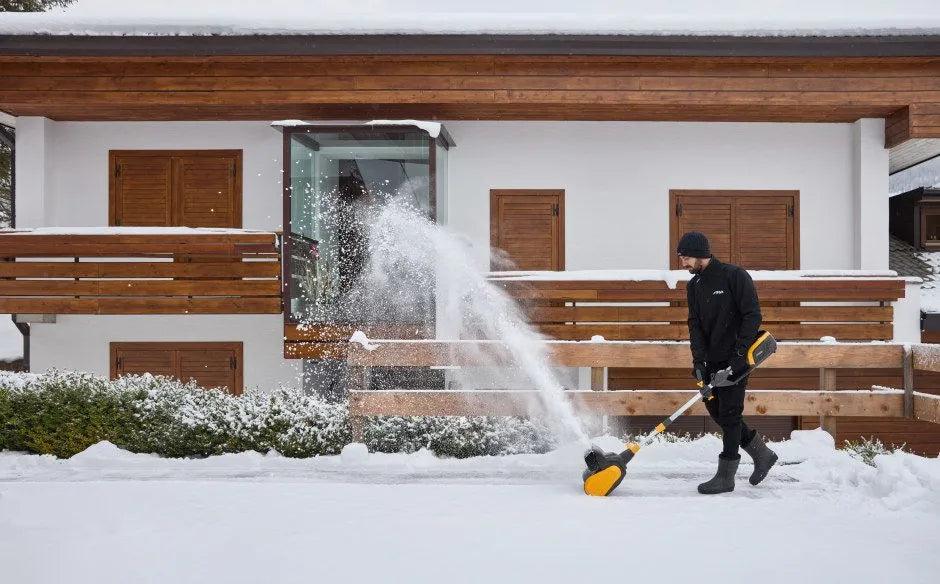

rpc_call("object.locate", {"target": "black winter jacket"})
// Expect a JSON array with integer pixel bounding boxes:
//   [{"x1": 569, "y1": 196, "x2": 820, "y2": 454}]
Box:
[{"x1": 686, "y1": 257, "x2": 762, "y2": 364}]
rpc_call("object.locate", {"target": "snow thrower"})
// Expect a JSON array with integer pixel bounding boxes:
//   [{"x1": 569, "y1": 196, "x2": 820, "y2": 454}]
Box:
[{"x1": 582, "y1": 330, "x2": 777, "y2": 497}]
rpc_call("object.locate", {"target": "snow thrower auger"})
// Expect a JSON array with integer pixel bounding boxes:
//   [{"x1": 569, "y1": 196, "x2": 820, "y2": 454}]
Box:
[{"x1": 582, "y1": 330, "x2": 777, "y2": 497}]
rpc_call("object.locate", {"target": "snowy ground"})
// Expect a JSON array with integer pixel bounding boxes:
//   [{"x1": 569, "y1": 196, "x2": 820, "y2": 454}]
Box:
[{"x1": 1, "y1": 430, "x2": 938, "y2": 584}]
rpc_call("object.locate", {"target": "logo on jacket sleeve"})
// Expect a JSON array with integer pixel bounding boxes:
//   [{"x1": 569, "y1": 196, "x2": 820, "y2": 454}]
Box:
[{"x1": 712, "y1": 290, "x2": 725, "y2": 295}]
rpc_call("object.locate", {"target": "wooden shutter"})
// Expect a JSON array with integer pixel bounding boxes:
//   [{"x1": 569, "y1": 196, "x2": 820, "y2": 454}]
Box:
[
  {"x1": 175, "y1": 154, "x2": 241, "y2": 228},
  {"x1": 111, "y1": 154, "x2": 172, "y2": 226},
  {"x1": 109, "y1": 150, "x2": 242, "y2": 228},
  {"x1": 112, "y1": 345, "x2": 176, "y2": 378},
  {"x1": 673, "y1": 195, "x2": 733, "y2": 262},
  {"x1": 490, "y1": 189, "x2": 565, "y2": 271},
  {"x1": 733, "y1": 197, "x2": 795, "y2": 269},
  {"x1": 110, "y1": 342, "x2": 243, "y2": 395},
  {"x1": 670, "y1": 190, "x2": 799, "y2": 270},
  {"x1": 179, "y1": 347, "x2": 239, "y2": 393}
]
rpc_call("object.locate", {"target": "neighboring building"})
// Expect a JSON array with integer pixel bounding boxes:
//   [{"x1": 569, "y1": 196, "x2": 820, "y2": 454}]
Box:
[{"x1": 1, "y1": 10, "x2": 940, "y2": 450}]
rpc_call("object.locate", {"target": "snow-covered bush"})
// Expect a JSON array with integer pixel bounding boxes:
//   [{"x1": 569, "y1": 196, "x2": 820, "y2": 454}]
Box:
[
  {"x1": 0, "y1": 370, "x2": 554, "y2": 459},
  {"x1": 843, "y1": 436, "x2": 908, "y2": 466},
  {"x1": 366, "y1": 415, "x2": 555, "y2": 457}
]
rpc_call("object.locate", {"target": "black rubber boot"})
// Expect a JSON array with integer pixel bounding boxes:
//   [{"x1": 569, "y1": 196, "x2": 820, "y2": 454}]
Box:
[
  {"x1": 743, "y1": 434, "x2": 778, "y2": 486},
  {"x1": 697, "y1": 456, "x2": 739, "y2": 495}
]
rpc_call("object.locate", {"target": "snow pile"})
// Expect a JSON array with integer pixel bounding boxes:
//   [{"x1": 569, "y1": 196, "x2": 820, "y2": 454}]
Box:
[
  {"x1": 2, "y1": 0, "x2": 939, "y2": 36},
  {"x1": 349, "y1": 330, "x2": 378, "y2": 351}
]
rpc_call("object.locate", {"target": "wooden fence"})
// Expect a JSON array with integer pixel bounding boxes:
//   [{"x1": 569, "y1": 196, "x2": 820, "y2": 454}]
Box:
[
  {"x1": 0, "y1": 230, "x2": 282, "y2": 314},
  {"x1": 346, "y1": 340, "x2": 940, "y2": 441}
]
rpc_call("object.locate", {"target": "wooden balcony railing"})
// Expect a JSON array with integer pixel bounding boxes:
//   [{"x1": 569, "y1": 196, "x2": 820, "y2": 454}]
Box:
[
  {"x1": 0, "y1": 229, "x2": 282, "y2": 314},
  {"x1": 490, "y1": 272, "x2": 909, "y2": 341},
  {"x1": 285, "y1": 271, "x2": 911, "y2": 359}
]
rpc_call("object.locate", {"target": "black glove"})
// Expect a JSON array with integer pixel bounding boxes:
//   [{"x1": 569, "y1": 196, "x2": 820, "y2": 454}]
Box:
[
  {"x1": 729, "y1": 351, "x2": 749, "y2": 380},
  {"x1": 692, "y1": 361, "x2": 707, "y2": 383}
]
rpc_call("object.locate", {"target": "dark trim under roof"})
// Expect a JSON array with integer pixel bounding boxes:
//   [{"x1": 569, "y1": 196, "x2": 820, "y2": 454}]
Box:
[{"x1": 2, "y1": 34, "x2": 940, "y2": 57}]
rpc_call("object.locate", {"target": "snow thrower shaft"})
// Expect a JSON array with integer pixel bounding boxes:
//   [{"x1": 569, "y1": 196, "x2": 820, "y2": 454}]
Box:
[{"x1": 582, "y1": 331, "x2": 777, "y2": 497}]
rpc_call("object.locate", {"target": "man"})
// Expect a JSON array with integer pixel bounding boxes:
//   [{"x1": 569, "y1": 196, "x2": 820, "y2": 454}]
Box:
[{"x1": 677, "y1": 231, "x2": 778, "y2": 494}]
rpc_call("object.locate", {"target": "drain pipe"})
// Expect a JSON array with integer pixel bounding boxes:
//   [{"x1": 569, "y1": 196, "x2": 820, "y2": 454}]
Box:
[{"x1": 11, "y1": 316, "x2": 28, "y2": 371}]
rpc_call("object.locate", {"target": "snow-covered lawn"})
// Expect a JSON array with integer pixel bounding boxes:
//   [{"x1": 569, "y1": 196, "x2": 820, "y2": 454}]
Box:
[{"x1": 1, "y1": 431, "x2": 938, "y2": 584}]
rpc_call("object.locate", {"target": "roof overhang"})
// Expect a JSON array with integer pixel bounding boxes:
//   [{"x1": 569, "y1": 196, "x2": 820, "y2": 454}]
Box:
[{"x1": 2, "y1": 33, "x2": 940, "y2": 57}]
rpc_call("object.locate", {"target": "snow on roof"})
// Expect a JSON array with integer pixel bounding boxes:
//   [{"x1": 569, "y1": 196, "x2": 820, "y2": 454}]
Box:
[
  {"x1": 890, "y1": 157, "x2": 940, "y2": 197},
  {"x1": 2, "y1": 0, "x2": 939, "y2": 37},
  {"x1": 917, "y1": 251, "x2": 940, "y2": 313},
  {"x1": 272, "y1": 119, "x2": 443, "y2": 139}
]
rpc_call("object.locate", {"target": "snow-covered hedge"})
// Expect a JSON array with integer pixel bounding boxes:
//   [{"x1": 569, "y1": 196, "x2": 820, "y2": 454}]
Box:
[{"x1": 0, "y1": 370, "x2": 555, "y2": 459}]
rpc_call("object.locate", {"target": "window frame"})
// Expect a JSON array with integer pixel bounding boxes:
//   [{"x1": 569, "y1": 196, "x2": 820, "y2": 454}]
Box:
[{"x1": 280, "y1": 124, "x2": 451, "y2": 326}]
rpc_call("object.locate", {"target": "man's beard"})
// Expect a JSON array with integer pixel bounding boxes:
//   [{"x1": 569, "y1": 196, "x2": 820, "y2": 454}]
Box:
[{"x1": 688, "y1": 264, "x2": 703, "y2": 274}]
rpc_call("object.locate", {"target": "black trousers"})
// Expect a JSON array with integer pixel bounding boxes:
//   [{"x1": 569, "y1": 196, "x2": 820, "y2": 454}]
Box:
[{"x1": 704, "y1": 361, "x2": 757, "y2": 460}]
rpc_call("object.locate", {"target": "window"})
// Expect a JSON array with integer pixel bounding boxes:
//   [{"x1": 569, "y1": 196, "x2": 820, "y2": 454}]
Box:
[
  {"x1": 283, "y1": 126, "x2": 450, "y2": 323},
  {"x1": 669, "y1": 190, "x2": 799, "y2": 270},
  {"x1": 110, "y1": 342, "x2": 243, "y2": 395},
  {"x1": 109, "y1": 150, "x2": 242, "y2": 227},
  {"x1": 922, "y1": 207, "x2": 940, "y2": 247}
]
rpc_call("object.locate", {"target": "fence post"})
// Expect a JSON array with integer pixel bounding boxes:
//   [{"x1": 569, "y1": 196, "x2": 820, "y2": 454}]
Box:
[
  {"x1": 591, "y1": 366, "x2": 607, "y2": 435},
  {"x1": 347, "y1": 364, "x2": 366, "y2": 443},
  {"x1": 819, "y1": 368, "x2": 838, "y2": 442},
  {"x1": 903, "y1": 346, "x2": 914, "y2": 419}
]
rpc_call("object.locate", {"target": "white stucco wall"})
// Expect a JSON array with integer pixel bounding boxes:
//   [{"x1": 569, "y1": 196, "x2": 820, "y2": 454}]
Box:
[
  {"x1": 36, "y1": 120, "x2": 284, "y2": 231},
  {"x1": 444, "y1": 121, "x2": 861, "y2": 271},
  {"x1": 29, "y1": 315, "x2": 300, "y2": 390},
  {"x1": 13, "y1": 117, "x2": 899, "y2": 385}
]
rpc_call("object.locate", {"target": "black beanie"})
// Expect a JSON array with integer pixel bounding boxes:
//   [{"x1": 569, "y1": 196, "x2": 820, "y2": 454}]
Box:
[{"x1": 676, "y1": 231, "x2": 711, "y2": 258}]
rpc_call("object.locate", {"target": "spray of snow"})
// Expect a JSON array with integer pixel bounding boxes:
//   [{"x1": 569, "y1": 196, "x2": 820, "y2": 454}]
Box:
[
  {"x1": 294, "y1": 176, "x2": 589, "y2": 445},
  {"x1": 350, "y1": 199, "x2": 589, "y2": 445}
]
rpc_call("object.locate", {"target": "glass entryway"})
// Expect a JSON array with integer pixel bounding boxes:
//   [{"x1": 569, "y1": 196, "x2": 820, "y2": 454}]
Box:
[{"x1": 282, "y1": 125, "x2": 450, "y2": 323}]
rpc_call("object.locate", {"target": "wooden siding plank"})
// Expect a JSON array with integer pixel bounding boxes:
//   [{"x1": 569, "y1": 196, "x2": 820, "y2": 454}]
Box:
[
  {"x1": 0, "y1": 298, "x2": 282, "y2": 314},
  {"x1": 0, "y1": 260, "x2": 279, "y2": 278}
]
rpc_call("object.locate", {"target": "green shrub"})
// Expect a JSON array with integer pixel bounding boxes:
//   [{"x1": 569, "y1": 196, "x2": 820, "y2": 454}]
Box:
[
  {"x1": 0, "y1": 370, "x2": 554, "y2": 459},
  {"x1": 843, "y1": 436, "x2": 908, "y2": 466}
]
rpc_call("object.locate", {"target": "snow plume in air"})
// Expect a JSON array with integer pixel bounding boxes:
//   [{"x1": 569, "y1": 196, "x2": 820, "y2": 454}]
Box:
[{"x1": 300, "y1": 177, "x2": 589, "y2": 446}]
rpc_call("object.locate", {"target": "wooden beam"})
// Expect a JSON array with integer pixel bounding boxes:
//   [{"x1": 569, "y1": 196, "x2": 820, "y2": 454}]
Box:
[
  {"x1": 0, "y1": 260, "x2": 279, "y2": 279},
  {"x1": 347, "y1": 340, "x2": 905, "y2": 369},
  {"x1": 348, "y1": 389, "x2": 905, "y2": 418},
  {"x1": 819, "y1": 368, "x2": 838, "y2": 439},
  {"x1": 914, "y1": 392, "x2": 940, "y2": 424},
  {"x1": 903, "y1": 346, "x2": 914, "y2": 419},
  {"x1": 0, "y1": 297, "x2": 282, "y2": 314},
  {"x1": 0, "y1": 55, "x2": 937, "y2": 122},
  {"x1": 528, "y1": 305, "x2": 893, "y2": 323},
  {"x1": 913, "y1": 343, "x2": 940, "y2": 373}
]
